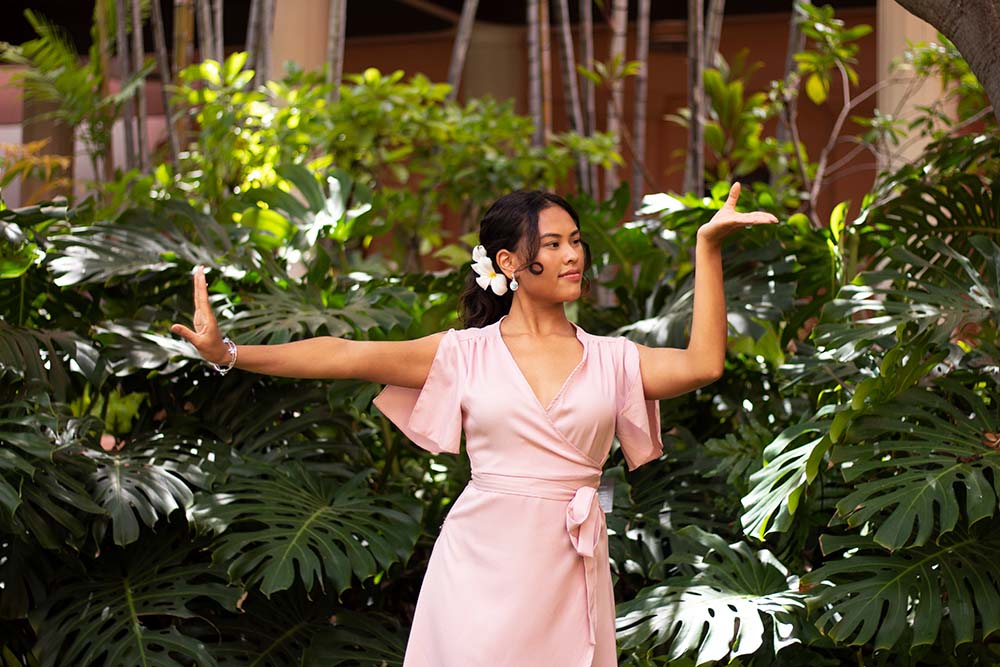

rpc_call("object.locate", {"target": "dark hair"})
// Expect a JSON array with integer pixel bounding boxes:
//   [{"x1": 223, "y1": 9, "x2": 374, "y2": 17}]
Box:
[{"x1": 458, "y1": 190, "x2": 592, "y2": 329}]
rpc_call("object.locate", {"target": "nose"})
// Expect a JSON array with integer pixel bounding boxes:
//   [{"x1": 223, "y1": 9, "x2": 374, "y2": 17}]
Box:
[{"x1": 564, "y1": 246, "x2": 580, "y2": 265}]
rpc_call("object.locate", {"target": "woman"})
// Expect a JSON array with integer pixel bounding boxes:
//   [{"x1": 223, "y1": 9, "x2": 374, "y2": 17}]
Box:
[{"x1": 171, "y1": 184, "x2": 777, "y2": 666}]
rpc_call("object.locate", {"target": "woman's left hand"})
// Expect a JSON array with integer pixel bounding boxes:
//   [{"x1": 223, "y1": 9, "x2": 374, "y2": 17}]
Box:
[{"x1": 696, "y1": 182, "x2": 779, "y2": 246}]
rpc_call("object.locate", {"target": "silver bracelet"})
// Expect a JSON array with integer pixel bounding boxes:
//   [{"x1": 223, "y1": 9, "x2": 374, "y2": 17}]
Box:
[{"x1": 209, "y1": 336, "x2": 238, "y2": 375}]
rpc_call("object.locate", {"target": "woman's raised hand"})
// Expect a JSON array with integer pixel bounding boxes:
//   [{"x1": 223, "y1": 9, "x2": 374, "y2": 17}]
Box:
[
  {"x1": 170, "y1": 266, "x2": 229, "y2": 365},
  {"x1": 696, "y1": 182, "x2": 779, "y2": 246}
]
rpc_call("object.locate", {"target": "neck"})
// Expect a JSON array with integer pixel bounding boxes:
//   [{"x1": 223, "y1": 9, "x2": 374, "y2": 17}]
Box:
[{"x1": 501, "y1": 301, "x2": 574, "y2": 337}]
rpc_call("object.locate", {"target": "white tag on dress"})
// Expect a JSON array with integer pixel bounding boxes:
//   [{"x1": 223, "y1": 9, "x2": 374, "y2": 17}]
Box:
[{"x1": 598, "y1": 475, "x2": 614, "y2": 513}]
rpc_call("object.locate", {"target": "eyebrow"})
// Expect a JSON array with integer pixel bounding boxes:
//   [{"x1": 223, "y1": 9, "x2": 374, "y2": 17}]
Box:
[{"x1": 540, "y1": 230, "x2": 582, "y2": 239}]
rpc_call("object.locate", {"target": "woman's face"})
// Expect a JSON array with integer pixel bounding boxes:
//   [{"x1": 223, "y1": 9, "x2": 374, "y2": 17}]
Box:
[{"x1": 498, "y1": 205, "x2": 585, "y2": 302}]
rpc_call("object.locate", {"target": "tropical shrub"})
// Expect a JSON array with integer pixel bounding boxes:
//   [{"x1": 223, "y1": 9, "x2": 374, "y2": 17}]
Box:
[{"x1": 607, "y1": 130, "x2": 1000, "y2": 666}]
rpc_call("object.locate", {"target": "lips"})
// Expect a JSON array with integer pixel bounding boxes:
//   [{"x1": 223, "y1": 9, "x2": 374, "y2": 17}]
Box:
[{"x1": 559, "y1": 271, "x2": 581, "y2": 279}]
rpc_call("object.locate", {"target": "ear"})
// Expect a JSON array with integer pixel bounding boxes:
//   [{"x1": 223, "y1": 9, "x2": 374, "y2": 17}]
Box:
[{"x1": 495, "y1": 248, "x2": 517, "y2": 278}]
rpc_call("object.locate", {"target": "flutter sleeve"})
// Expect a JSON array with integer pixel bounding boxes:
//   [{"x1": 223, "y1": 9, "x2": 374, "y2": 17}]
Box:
[
  {"x1": 615, "y1": 337, "x2": 664, "y2": 471},
  {"x1": 372, "y1": 329, "x2": 464, "y2": 455}
]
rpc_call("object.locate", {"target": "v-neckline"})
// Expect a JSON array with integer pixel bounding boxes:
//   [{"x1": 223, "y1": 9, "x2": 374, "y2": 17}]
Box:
[{"x1": 495, "y1": 315, "x2": 587, "y2": 414}]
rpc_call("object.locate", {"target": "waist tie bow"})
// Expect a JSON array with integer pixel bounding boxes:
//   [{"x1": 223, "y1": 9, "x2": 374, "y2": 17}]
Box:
[{"x1": 470, "y1": 471, "x2": 605, "y2": 649}]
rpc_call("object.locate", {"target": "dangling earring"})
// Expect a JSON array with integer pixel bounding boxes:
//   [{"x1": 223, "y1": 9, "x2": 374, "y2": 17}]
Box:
[{"x1": 509, "y1": 273, "x2": 519, "y2": 291}]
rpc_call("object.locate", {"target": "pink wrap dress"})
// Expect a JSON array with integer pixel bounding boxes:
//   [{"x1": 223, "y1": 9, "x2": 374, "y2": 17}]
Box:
[{"x1": 372, "y1": 315, "x2": 663, "y2": 667}]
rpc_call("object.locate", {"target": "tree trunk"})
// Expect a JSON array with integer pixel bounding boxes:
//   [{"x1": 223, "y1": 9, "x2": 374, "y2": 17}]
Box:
[
  {"x1": 580, "y1": 0, "x2": 598, "y2": 197},
  {"x1": 197, "y1": 0, "x2": 214, "y2": 61},
  {"x1": 632, "y1": 0, "x2": 650, "y2": 211},
  {"x1": 114, "y1": 0, "x2": 136, "y2": 171},
  {"x1": 245, "y1": 0, "x2": 261, "y2": 76},
  {"x1": 704, "y1": 0, "x2": 725, "y2": 67},
  {"x1": 325, "y1": 0, "x2": 347, "y2": 102},
  {"x1": 772, "y1": 2, "x2": 805, "y2": 189},
  {"x1": 213, "y1": 0, "x2": 224, "y2": 61},
  {"x1": 174, "y1": 0, "x2": 195, "y2": 79},
  {"x1": 539, "y1": 0, "x2": 553, "y2": 141},
  {"x1": 605, "y1": 0, "x2": 627, "y2": 198},
  {"x1": 173, "y1": 0, "x2": 195, "y2": 149},
  {"x1": 257, "y1": 0, "x2": 276, "y2": 83},
  {"x1": 151, "y1": 0, "x2": 179, "y2": 163},
  {"x1": 552, "y1": 0, "x2": 588, "y2": 193},
  {"x1": 95, "y1": 0, "x2": 115, "y2": 181},
  {"x1": 894, "y1": 0, "x2": 1000, "y2": 126},
  {"x1": 130, "y1": 0, "x2": 148, "y2": 171},
  {"x1": 683, "y1": 0, "x2": 705, "y2": 196},
  {"x1": 527, "y1": 0, "x2": 543, "y2": 145},
  {"x1": 447, "y1": 0, "x2": 479, "y2": 100}
]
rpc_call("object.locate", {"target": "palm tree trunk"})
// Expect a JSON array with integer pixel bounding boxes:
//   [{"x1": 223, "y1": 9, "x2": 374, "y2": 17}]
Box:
[
  {"x1": 130, "y1": 0, "x2": 148, "y2": 171},
  {"x1": 683, "y1": 0, "x2": 705, "y2": 196},
  {"x1": 95, "y1": 0, "x2": 115, "y2": 181},
  {"x1": 632, "y1": 0, "x2": 650, "y2": 211},
  {"x1": 213, "y1": 0, "x2": 224, "y2": 61},
  {"x1": 151, "y1": 0, "x2": 179, "y2": 164},
  {"x1": 772, "y1": 2, "x2": 805, "y2": 188},
  {"x1": 605, "y1": 0, "x2": 627, "y2": 198},
  {"x1": 527, "y1": 0, "x2": 543, "y2": 145},
  {"x1": 174, "y1": 0, "x2": 195, "y2": 79},
  {"x1": 197, "y1": 0, "x2": 213, "y2": 60},
  {"x1": 114, "y1": 0, "x2": 136, "y2": 171},
  {"x1": 245, "y1": 0, "x2": 261, "y2": 76},
  {"x1": 257, "y1": 0, "x2": 276, "y2": 83},
  {"x1": 447, "y1": 0, "x2": 479, "y2": 100},
  {"x1": 580, "y1": 0, "x2": 597, "y2": 197},
  {"x1": 704, "y1": 0, "x2": 725, "y2": 67},
  {"x1": 325, "y1": 0, "x2": 347, "y2": 103},
  {"x1": 539, "y1": 0, "x2": 553, "y2": 141},
  {"x1": 552, "y1": 0, "x2": 588, "y2": 193},
  {"x1": 173, "y1": 0, "x2": 195, "y2": 149}
]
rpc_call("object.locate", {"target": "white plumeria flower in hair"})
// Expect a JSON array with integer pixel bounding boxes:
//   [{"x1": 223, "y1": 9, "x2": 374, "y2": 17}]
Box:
[{"x1": 470, "y1": 245, "x2": 508, "y2": 296}]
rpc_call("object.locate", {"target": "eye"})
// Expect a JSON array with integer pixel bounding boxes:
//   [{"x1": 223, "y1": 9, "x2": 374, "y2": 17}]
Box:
[{"x1": 547, "y1": 242, "x2": 559, "y2": 248}]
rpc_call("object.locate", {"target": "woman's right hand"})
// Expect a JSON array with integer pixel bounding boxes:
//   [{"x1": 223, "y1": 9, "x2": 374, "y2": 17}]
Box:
[{"x1": 170, "y1": 266, "x2": 230, "y2": 365}]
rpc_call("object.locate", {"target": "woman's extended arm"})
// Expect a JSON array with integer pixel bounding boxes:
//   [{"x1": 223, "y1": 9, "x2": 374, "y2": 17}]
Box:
[
  {"x1": 635, "y1": 182, "x2": 779, "y2": 401},
  {"x1": 169, "y1": 266, "x2": 442, "y2": 388}
]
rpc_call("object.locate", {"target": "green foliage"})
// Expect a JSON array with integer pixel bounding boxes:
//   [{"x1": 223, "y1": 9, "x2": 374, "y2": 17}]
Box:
[
  {"x1": 793, "y1": 2, "x2": 871, "y2": 105},
  {"x1": 30, "y1": 528, "x2": 240, "y2": 667},
  {"x1": 807, "y1": 523, "x2": 1000, "y2": 652},
  {"x1": 171, "y1": 58, "x2": 619, "y2": 269},
  {"x1": 205, "y1": 465, "x2": 421, "y2": 596},
  {"x1": 616, "y1": 526, "x2": 807, "y2": 665},
  {"x1": 0, "y1": 9, "x2": 152, "y2": 177},
  {"x1": 4, "y1": 3, "x2": 1000, "y2": 663}
]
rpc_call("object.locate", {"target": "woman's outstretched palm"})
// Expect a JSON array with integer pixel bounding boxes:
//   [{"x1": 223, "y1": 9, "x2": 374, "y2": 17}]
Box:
[
  {"x1": 170, "y1": 266, "x2": 227, "y2": 364},
  {"x1": 697, "y1": 182, "x2": 779, "y2": 244}
]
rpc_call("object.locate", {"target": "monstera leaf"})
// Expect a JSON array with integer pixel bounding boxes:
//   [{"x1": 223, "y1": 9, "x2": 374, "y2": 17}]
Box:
[
  {"x1": 815, "y1": 236, "x2": 1000, "y2": 363},
  {"x1": 30, "y1": 531, "x2": 241, "y2": 667},
  {"x1": 84, "y1": 431, "x2": 220, "y2": 546},
  {"x1": 859, "y1": 132, "x2": 1000, "y2": 269},
  {"x1": 831, "y1": 380, "x2": 1000, "y2": 550},
  {"x1": 0, "y1": 322, "x2": 107, "y2": 400},
  {"x1": 201, "y1": 585, "x2": 341, "y2": 667},
  {"x1": 204, "y1": 464, "x2": 421, "y2": 596},
  {"x1": 618, "y1": 240, "x2": 795, "y2": 349},
  {"x1": 224, "y1": 280, "x2": 413, "y2": 344},
  {"x1": 46, "y1": 200, "x2": 234, "y2": 287},
  {"x1": 0, "y1": 396, "x2": 104, "y2": 549},
  {"x1": 805, "y1": 522, "x2": 1000, "y2": 652},
  {"x1": 739, "y1": 409, "x2": 836, "y2": 541},
  {"x1": 616, "y1": 526, "x2": 807, "y2": 665},
  {"x1": 304, "y1": 610, "x2": 408, "y2": 667},
  {"x1": 742, "y1": 338, "x2": 950, "y2": 542}
]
